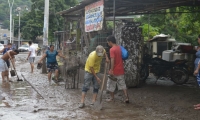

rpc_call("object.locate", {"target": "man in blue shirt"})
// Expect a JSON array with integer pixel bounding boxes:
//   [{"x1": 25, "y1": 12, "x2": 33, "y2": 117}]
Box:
[
  {"x1": 0, "y1": 43, "x2": 12, "y2": 81},
  {"x1": 38, "y1": 45, "x2": 66, "y2": 85},
  {"x1": 12, "y1": 44, "x2": 16, "y2": 50}
]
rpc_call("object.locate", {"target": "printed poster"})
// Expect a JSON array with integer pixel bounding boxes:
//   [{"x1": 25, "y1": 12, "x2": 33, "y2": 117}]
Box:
[{"x1": 85, "y1": 0, "x2": 104, "y2": 32}]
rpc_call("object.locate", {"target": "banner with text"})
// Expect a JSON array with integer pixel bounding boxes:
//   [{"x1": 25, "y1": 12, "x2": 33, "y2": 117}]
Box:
[{"x1": 85, "y1": 0, "x2": 104, "y2": 32}]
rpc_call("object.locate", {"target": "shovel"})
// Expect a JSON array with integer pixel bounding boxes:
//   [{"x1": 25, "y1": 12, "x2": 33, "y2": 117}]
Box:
[
  {"x1": 10, "y1": 59, "x2": 23, "y2": 81},
  {"x1": 94, "y1": 62, "x2": 108, "y2": 110}
]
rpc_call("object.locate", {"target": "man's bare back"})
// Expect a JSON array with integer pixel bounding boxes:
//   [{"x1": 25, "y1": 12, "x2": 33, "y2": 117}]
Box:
[{"x1": 1, "y1": 50, "x2": 15, "y2": 61}]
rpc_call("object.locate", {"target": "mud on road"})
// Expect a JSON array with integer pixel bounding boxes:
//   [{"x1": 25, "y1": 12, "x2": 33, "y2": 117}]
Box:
[{"x1": 0, "y1": 55, "x2": 200, "y2": 120}]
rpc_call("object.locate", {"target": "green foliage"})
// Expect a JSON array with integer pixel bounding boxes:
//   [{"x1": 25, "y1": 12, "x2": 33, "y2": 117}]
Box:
[
  {"x1": 2, "y1": 20, "x2": 9, "y2": 28},
  {"x1": 135, "y1": 7, "x2": 200, "y2": 45},
  {"x1": 0, "y1": 0, "x2": 32, "y2": 28},
  {"x1": 14, "y1": 0, "x2": 78, "y2": 41},
  {"x1": 140, "y1": 24, "x2": 160, "y2": 41},
  {"x1": 106, "y1": 21, "x2": 114, "y2": 30}
]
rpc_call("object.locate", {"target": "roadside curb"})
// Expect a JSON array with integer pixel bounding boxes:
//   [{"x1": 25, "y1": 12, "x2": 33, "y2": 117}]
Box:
[{"x1": 21, "y1": 74, "x2": 44, "y2": 99}]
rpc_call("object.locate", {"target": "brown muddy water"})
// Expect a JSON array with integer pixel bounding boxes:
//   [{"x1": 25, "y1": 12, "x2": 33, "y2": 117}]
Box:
[
  {"x1": 1, "y1": 75, "x2": 200, "y2": 120},
  {"x1": 1, "y1": 55, "x2": 200, "y2": 120}
]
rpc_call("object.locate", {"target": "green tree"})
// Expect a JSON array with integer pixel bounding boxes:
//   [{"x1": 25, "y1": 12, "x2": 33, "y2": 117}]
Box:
[
  {"x1": 140, "y1": 24, "x2": 160, "y2": 41},
  {"x1": 16, "y1": 0, "x2": 78, "y2": 42},
  {"x1": 135, "y1": 7, "x2": 200, "y2": 45},
  {"x1": 0, "y1": 0, "x2": 32, "y2": 29},
  {"x1": 2, "y1": 20, "x2": 9, "y2": 28}
]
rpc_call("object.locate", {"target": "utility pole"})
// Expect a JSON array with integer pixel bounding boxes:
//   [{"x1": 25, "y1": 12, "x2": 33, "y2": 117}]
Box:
[
  {"x1": 42, "y1": 0, "x2": 49, "y2": 73},
  {"x1": 43, "y1": 0, "x2": 49, "y2": 47},
  {"x1": 13, "y1": 19, "x2": 14, "y2": 44},
  {"x1": 8, "y1": 0, "x2": 14, "y2": 43},
  {"x1": 16, "y1": 7, "x2": 21, "y2": 48},
  {"x1": 113, "y1": 0, "x2": 116, "y2": 35},
  {"x1": 16, "y1": 6, "x2": 28, "y2": 48}
]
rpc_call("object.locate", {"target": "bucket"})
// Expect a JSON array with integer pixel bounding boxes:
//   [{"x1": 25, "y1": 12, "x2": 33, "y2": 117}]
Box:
[
  {"x1": 10, "y1": 70, "x2": 16, "y2": 76},
  {"x1": 37, "y1": 63, "x2": 43, "y2": 69}
]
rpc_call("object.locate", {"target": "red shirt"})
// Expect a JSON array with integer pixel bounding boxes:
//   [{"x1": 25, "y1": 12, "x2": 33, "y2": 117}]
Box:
[{"x1": 110, "y1": 45, "x2": 124, "y2": 75}]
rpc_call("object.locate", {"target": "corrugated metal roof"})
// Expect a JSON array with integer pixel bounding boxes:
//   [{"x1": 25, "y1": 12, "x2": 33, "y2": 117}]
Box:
[
  {"x1": 57, "y1": 0, "x2": 95, "y2": 15},
  {"x1": 57, "y1": 0, "x2": 200, "y2": 17}
]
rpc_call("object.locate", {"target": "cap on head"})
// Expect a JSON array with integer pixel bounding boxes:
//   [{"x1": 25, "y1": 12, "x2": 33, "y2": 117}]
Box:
[{"x1": 96, "y1": 45, "x2": 104, "y2": 57}]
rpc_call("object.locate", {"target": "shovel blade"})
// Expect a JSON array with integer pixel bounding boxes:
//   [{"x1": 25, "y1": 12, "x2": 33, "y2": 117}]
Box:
[
  {"x1": 94, "y1": 101, "x2": 103, "y2": 110},
  {"x1": 93, "y1": 92, "x2": 103, "y2": 110},
  {"x1": 17, "y1": 79, "x2": 23, "y2": 81}
]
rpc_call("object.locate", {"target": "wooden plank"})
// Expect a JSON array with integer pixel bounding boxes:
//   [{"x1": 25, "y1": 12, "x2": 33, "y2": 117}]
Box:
[{"x1": 80, "y1": 17, "x2": 89, "y2": 48}]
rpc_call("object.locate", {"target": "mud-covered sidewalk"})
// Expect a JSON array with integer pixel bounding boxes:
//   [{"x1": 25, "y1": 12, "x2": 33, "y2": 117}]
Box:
[{"x1": 1, "y1": 56, "x2": 200, "y2": 120}]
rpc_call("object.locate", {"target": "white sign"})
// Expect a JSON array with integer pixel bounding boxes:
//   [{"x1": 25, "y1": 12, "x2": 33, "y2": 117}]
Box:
[{"x1": 85, "y1": 0, "x2": 104, "y2": 32}]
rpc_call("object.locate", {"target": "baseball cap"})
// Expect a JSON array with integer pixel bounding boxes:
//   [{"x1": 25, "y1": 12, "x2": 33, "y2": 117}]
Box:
[{"x1": 96, "y1": 45, "x2": 104, "y2": 57}]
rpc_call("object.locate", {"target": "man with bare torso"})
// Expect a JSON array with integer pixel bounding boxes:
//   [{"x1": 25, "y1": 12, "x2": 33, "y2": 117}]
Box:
[
  {"x1": 0, "y1": 50, "x2": 19, "y2": 82},
  {"x1": 0, "y1": 43, "x2": 12, "y2": 81}
]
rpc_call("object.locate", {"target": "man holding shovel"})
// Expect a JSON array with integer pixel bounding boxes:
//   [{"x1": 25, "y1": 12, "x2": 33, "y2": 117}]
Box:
[
  {"x1": 79, "y1": 45, "x2": 109, "y2": 108},
  {"x1": 106, "y1": 35, "x2": 129, "y2": 103},
  {"x1": 0, "y1": 50, "x2": 19, "y2": 82}
]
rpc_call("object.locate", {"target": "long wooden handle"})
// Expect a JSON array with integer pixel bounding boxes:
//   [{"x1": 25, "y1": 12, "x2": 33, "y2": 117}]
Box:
[
  {"x1": 100, "y1": 62, "x2": 108, "y2": 91},
  {"x1": 9, "y1": 59, "x2": 14, "y2": 69}
]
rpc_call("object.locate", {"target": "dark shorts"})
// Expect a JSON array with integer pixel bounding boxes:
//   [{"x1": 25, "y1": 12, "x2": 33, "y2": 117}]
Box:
[
  {"x1": 82, "y1": 71, "x2": 100, "y2": 93},
  {"x1": 47, "y1": 63, "x2": 58, "y2": 73},
  {"x1": 5, "y1": 60, "x2": 10, "y2": 68}
]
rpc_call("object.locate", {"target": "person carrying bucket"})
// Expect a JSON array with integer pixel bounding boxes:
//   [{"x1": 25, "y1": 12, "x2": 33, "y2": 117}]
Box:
[
  {"x1": 0, "y1": 43, "x2": 13, "y2": 82},
  {"x1": 0, "y1": 50, "x2": 19, "y2": 82},
  {"x1": 38, "y1": 45, "x2": 66, "y2": 85}
]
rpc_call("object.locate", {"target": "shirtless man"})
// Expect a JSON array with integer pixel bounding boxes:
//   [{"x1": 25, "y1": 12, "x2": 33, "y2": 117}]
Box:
[
  {"x1": 0, "y1": 50, "x2": 19, "y2": 82},
  {"x1": 0, "y1": 43, "x2": 12, "y2": 81}
]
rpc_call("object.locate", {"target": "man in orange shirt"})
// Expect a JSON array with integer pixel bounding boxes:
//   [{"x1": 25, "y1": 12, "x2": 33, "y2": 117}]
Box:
[{"x1": 106, "y1": 35, "x2": 129, "y2": 103}]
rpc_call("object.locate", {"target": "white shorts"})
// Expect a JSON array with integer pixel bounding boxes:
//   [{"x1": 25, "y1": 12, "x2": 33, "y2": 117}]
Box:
[
  {"x1": 107, "y1": 75, "x2": 127, "y2": 92},
  {"x1": 29, "y1": 57, "x2": 35, "y2": 63},
  {"x1": 0, "y1": 59, "x2": 8, "y2": 72}
]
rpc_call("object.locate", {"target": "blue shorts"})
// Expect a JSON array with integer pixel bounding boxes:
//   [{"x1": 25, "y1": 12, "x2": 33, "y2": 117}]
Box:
[
  {"x1": 197, "y1": 71, "x2": 200, "y2": 86},
  {"x1": 82, "y1": 71, "x2": 100, "y2": 93},
  {"x1": 47, "y1": 63, "x2": 58, "y2": 73}
]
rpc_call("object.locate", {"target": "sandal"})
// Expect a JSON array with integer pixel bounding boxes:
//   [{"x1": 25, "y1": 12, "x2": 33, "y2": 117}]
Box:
[
  {"x1": 90, "y1": 102, "x2": 94, "y2": 105},
  {"x1": 52, "y1": 78, "x2": 59, "y2": 83},
  {"x1": 8, "y1": 80, "x2": 13, "y2": 82},
  {"x1": 79, "y1": 103, "x2": 85, "y2": 108},
  {"x1": 124, "y1": 96, "x2": 129, "y2": 103},
  {"x1": 194, "y1": 104, "x2": 200, "y2": 107},
  {"x1": 106, "y1": 98, "x2": 114, "y2": 102},
  {"x1": 194, "y1": 106, "x2": 200, "y2": 110}
]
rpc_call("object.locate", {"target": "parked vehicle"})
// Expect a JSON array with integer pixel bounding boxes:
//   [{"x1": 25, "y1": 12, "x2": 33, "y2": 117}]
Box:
[
  {"x1": 18, "y1": 45, "x2": 29, "y2": 52},
  {"x1": 0, "y1": 43, "x2": 4, "y2": 51},
  {"x1": 140, "y1": 53, "x2": 189, "y2": 85}
]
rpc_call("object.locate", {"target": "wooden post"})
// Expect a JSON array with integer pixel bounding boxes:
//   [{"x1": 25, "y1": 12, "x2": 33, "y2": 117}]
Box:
[
  {"x1": 76, "y1": 28, "x2": 81, "y2": 51},
  {"x1": 80, "y1": 17, "x2": 89, "y2": 48}
]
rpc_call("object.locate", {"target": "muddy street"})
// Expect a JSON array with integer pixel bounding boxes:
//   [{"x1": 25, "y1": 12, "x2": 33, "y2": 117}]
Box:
[{"x1": 0, "y1": 54, "x2": 200, "y2": 120}]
